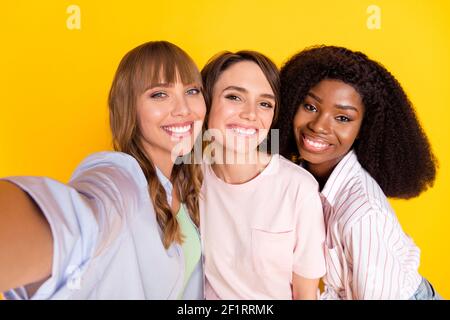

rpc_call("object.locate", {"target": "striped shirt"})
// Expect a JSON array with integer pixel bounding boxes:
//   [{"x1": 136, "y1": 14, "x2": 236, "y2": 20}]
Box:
[{"x1": 319, "y1": 150, "x2": 422, "y2": 300}]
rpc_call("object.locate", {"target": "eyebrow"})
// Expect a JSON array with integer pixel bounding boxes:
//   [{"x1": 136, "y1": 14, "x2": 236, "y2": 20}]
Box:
[
  {"x1": 335, "y1": 104, "x2": 359, "y2": 112},
  {"x1": 307, "y1": 92, "x2": 359, "y2": 112},
  {"x1": 223, "y1": 86, "x2": 275, "y2": 100},
  {"x1": 144, "y1": 83, "x2": 174, "y2": 91},
  {"x1": 306, "y1": 92, "x2": 323, "y2": 103},
  {"x1": 144, "y1": 82, "x2": 202, "y2": 92}
]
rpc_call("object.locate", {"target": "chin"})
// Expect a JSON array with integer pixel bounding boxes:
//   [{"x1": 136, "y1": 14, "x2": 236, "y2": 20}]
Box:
[
  {"x1": 299, "y1": 150, "x2": 325, "y2": 164},
  {"x1": 170, "y1": 140, "x2": 196, "y2": 160},
  {"x1": 225, "y1": 141, "x2": 259, "y2": 156}
]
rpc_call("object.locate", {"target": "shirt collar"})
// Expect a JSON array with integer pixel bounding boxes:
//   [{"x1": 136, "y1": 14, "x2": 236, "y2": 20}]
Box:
[
  {"x1": 155, "y1": 167, "x2": 174, "y2": 205},
  {"x1": 321, "y1": 149, "x2": 361, "y2": 206}
]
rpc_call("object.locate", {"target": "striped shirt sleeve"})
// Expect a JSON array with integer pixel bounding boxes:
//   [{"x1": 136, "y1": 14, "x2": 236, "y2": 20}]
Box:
[{"x1": 346, "y1": 212, "x2": 404, "y2": 299}]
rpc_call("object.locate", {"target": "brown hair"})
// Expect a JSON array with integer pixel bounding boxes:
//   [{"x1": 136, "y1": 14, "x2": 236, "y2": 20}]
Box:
[
  {"x1": 108, "y1": 41, "x2": 203, "y2": 248},
  {"x1": 201, "y1": 50, "x2": 280, "y2": 125},
  {"x1": 278, "y1": 45, "x2": 437, "y2": 198}
]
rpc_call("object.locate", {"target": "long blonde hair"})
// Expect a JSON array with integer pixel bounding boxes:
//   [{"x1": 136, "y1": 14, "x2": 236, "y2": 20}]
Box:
[{"x1": 108, "y1": 41, "x2": 203, "y2": 249}]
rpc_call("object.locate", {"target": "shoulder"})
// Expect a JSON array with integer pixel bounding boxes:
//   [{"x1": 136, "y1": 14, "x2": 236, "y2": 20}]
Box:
[
  {"x1": 68, "y1": 151, "x2": 150, "y2": 214},
  {"x1": 274, "y1": 154, "x2": 319, "y2": 191},
  {"x1": 333, "y1": 166, "x2": 394, "y2": 234},
  {"x1": 71, "y1": 151, "x2": 148, "y2": 188}
]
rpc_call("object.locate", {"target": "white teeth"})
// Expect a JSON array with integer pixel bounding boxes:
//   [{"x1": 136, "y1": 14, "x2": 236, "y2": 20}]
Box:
[
  {"x1": 305, "y1": 137, "x2": 328, "y2": 149},
  {"x1": 164, "y1": 124, "x2": 191, "y2": 134},
  {"x1": 231, "y1": 127, "x2": 257, "y2": 135}
]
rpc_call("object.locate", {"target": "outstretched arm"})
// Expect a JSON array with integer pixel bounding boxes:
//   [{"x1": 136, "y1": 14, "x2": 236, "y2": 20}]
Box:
[{"x1": 0, "y1": 181, "x2": 53, "y2": 293}]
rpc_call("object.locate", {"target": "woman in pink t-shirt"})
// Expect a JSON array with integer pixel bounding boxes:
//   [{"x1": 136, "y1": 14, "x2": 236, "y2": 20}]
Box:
[{"x1": 199, "y1": 51, "x2": 326, "y2": 299}]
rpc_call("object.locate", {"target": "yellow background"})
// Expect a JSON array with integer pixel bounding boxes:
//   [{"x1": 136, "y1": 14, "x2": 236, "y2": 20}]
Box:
[{"x1": 0, "y1": 0, "x2": 449, "y2": 299}]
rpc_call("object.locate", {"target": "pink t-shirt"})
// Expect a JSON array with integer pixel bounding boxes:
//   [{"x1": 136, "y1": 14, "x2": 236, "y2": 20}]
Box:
[{"x1": 200, "y1": 154, "x2": 326, "y2": 299}]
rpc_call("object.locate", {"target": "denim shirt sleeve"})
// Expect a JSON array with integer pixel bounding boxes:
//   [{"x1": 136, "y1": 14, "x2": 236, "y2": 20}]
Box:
[{"x1": 2, "y1": 151, "x2": 147, "y2": 299}]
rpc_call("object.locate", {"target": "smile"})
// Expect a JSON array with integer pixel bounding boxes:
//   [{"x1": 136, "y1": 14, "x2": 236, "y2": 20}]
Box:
[
  {"x1": 162, "y1": 122, "x2": 193, "y2": 138},
  {"x1": 226, "y1": 125, "x2": 258, "y2": 137},
  {"x1": 302, "y1": 134, "x2": 332, "y2": 152}
]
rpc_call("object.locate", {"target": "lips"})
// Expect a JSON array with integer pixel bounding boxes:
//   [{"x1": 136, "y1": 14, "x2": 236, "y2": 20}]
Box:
[
  {"x1": 161, "y1": 122, "x2": 193, "y2": 138},
  {"x1": 301, "y1": 133, "x2": 332, "y2": 152}
]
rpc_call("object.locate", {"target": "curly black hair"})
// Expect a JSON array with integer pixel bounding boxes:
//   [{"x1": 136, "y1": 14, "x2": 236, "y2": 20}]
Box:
[{"x1": 277, "y1": 45, "x2": 437, "y2": 199}]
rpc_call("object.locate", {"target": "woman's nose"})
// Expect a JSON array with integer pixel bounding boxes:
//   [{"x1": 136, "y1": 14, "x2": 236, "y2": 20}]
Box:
[
  {"x1": 308, "y1": 113, "x2": 330, "y2": 134},
  {"x1": 239, "y1": 102, "x2": 257, "y2": 121},
  {"x1": 171, "y1": 95, "x2": 191, "y2": 117}
]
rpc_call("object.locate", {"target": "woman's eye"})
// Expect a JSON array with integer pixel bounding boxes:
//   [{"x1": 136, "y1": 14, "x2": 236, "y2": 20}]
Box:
[
  {"x1": 186, "y1": 88, "x2": 200, "y2": 95},
  {"x1": 225, "y1": 95, "x2": 241, "y2": 101},
  {"x1": 260, "y1": 102, "x2": 274, "y2": 109},
  {"x1": 303, "y1": 103, "x2": 317, "y2": 112},
  {"x1": 336, "y1": 115, "x2": 351, "y2": 122},
  {"x1": 150, "y1": 91, "x2": 167, "y2": 99}
]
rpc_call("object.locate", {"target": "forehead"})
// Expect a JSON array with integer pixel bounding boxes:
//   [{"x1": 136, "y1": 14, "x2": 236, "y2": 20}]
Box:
[
  {"x1": 215, "y1": 61, "x2": 274, "y2": 94},
  {"x1": 139, "y1": 62, "x2": 201, "y2": 93}
]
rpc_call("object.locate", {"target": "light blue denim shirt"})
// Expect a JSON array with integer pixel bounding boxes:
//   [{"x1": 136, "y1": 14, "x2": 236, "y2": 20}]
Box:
[{"x1": 2, "y1": 151, "x2": 203, "y2": 300}]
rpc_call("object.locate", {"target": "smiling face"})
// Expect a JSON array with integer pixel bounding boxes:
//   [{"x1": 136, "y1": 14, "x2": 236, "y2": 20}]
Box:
[
  {"x1": 137, "y1": 77, "x2": 206, "y2": 164},
  {"x1": 293, "y1": 79, "x2": 364, "y2": 179},
  {"x1": 207, "y1": 61, "x2": 275, "y2": 156}
]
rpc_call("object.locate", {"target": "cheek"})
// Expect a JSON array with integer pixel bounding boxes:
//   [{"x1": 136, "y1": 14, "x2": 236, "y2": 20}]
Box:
[
  {"x1": 137, "y1": 103, "x2": 164, "y2": 133},
  {"x1": 207, "y1": 102, "x2": 232, "y2": 129},
  {"x1": 261, "y1": 110, "x2": 275, "y2": 128},
  {"x1": 336, "y1": 124, "x2": 361, "y2": 146},
  {"x1": 191, "y1": 96, "x2": 207, "y2": 118},
  {"x1": 292, "y1": 109, "x2": 306, "y2": 132},
  {"x1": 199, "y1": 103, "x2": 207, "y2": 119},
  {"x1": 206, "y1": 108, "x2": 219, "y2": 130}
]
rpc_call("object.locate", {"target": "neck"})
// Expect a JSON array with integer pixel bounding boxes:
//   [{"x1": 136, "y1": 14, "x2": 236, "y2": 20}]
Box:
[
  {"x1": 143, "y1": 144, "x2": 175, "y2": 181},
  {"x1": 311, "y1": 173, "x2": 329, "y2": 191},
  {"x1": 212, "y1": 151, "x2": 271, "y2": 184},
  {"x1": 306, "y1": 160, "x2": 339, "y2": 191}
]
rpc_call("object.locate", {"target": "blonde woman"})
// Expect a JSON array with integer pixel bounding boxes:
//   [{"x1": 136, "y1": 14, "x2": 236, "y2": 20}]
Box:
[{"x1": 0, "y1": 41, "x2": 206, "y2": 299}]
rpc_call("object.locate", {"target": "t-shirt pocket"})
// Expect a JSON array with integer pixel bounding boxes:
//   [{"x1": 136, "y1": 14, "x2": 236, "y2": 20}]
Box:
[{"x1": 251, "y1": 228, "x2": 294, "y2": 278}]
